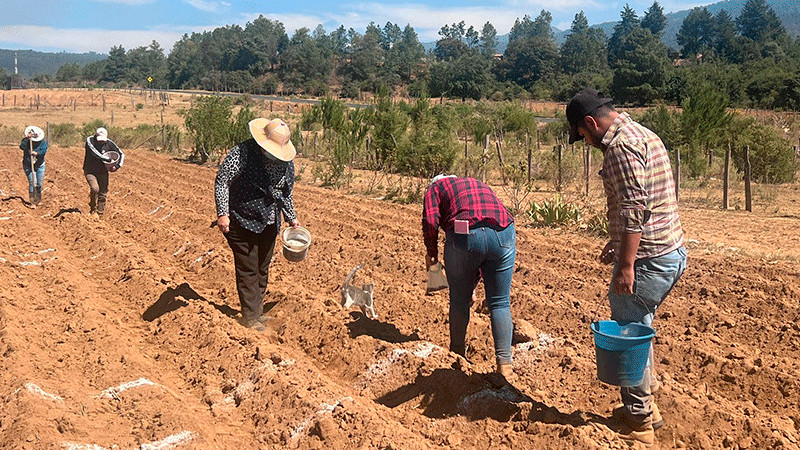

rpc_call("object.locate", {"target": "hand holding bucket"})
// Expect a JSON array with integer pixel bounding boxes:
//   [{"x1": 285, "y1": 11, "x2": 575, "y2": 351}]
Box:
[
  {"x1": 104, "y1": 150, "x2": 121, "y2": 172},
  {"x1": 282, "y1": 226, "x2": 311, "y2": 262}
]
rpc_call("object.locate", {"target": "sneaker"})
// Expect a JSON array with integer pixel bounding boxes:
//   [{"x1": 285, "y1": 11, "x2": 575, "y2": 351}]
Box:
[
  {"x1": 613, "y1": 402, "x2": 664, "y2": 431},
  {"x1": 617, "y1": 424, "x2": 654, "y2": 448}
]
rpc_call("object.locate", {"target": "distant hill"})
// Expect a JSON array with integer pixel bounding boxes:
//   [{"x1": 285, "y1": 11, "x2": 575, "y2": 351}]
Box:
[
  {"x1": 554, "y1": 0, "x2": 800, "y2": 50},
  {"x1": 0, "y1": 49, "x2": 105, "y2": 78},
  {"x1": 424, "y1": 0, "x2": 799, "y2": 53}
]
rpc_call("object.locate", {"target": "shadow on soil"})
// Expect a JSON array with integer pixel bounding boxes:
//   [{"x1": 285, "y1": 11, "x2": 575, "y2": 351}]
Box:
[
  {"x1": 346, "y1": 311, "x2": 420, "y2": 344},
  {"x1": 54, "y1": 207, "x2": 82, "y2": 218},
  {"x1": 376, "y1": 367, "x2": 610, "y2": 427},
  {"x1": 1, "y1": 195, "x2": 26, "y2": 205},
  {"x1": 143, "y1": 282, "x2": 238, "y2": 322}
]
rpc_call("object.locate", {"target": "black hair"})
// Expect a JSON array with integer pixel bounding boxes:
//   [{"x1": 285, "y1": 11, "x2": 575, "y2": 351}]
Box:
[{"x1": 588, "y1": 104, "x2": 615, "y2": 119}]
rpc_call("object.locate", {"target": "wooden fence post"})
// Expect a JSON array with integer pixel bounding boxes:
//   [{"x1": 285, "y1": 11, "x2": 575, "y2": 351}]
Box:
[
  {"x1": 482, "y1": 135, "x2": 489, "y2": 183},
  {"x1": 584, "y1": 142, "x2": 590, "y2": 196},
  {"x1": 557, "y1": 143, "x2": 562, "y2": 193},
  {"x1": 744, "y1": 145, "x2": 752, "y2": 212},
  {"x1": 494, "y1": 132, "x2": 506, "y2": 184},
  {"x1": 723, "y1": 142, "x2": 731, "y2": 209},
  {"x1": 526, "y1": 129, "x2": 532, "y2": 184},
  {"x1": 464, "y1": 132, "x2": 469, "y2": 177},
  {"x1": 674, "y1": 147, "x2": 681, "y2": 202},
  {"x1": 161, "y1": 107, "x2": 166, "y2": 149}
]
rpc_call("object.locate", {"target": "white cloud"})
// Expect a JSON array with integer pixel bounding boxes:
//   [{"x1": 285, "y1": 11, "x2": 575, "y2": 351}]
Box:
[
  {"x1": 331, "y1": 3, "x2": 540, "y2": 41},
  {"x1": 94, "y1": 0, "x2": 155, "y2": 4},
  {"x1": 240, "y1": 12, "x2": 328, "y2": 34},
  {"x1": 243, "y1": 2, "x2": 594, "y2": 41},
  {"x1": 508, "y1": 0, "x2": 598, "y2": 10},
  {"x1": 182, "y1": 0, "x2": 226, "y2": 13},
  {"x1": 0, "y1": 25, "x2": 204, "y2": 53}
]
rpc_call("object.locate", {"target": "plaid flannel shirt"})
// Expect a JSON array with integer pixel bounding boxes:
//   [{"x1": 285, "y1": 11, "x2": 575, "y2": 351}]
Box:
[
  {"x1": 600, "y1": 113, "x2": 684, "y2": 259},
  {"x1": 422, "y1": 177, "x2": 513, "y2": 259}
]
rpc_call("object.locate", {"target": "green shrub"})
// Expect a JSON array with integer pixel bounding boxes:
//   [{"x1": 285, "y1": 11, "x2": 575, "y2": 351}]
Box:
[
  {"x1": 585, "y1": 213, "x2": 609, "y2": 236},
  {"x1": 181, "y1": 95, "x2": 234, "y2": 164},
  {"x1": 48, "y1": 123, "x2": 81, "y2": 147},
  {"x1": 730, "y1": 116, "x2": 796, "y2": 183},
  {"x1": 82, "y1": 119, "x2": 106, "y2": 138},
  {"x1": 500, "y1": 161, "x2": 532, "y2": 215},
  {"x1": 230, "y1": 106, "x2": 257, "y2": 145},
  {"x1": 528, "y1": 195, "x2": 582, "y2": 227},
  {"x1": 0, "y1": 124, "x2": 21, "y2": 144}
]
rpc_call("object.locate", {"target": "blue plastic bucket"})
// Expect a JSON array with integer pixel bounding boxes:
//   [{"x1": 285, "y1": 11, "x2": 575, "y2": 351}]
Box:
[{"x1": 591, "y1": 320, "x2": 655, "y2": 387}]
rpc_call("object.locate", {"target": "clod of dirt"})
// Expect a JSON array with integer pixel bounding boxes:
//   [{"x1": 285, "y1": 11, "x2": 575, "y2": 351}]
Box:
[{"x1": 512, "y1": 318, "x2": 539, "y2": 344}]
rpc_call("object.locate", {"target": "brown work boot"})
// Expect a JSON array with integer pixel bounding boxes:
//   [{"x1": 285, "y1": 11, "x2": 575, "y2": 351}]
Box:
[
  {"x1": 618, "y1": 424, "x2": 654, "y2": 448},
  {"x1": 613, "y1": 402, "x2": 664, "y2": 431},
  {"x1": 651, "y1": 402, "x2": 663, "y2": 430},
  {"x1": 238, "y1": 316, "x2": 266, "y2": 332},
  {"x1": 497, "y1": 363, "x2": 513, "y2": 378}
]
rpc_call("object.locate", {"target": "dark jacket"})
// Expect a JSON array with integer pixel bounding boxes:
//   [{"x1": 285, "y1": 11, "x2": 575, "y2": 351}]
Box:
[
  {"x1": 214, "y1": 139, "x2": 296, "y2": 234},
  {"x1": 20, "y1": 138, "x2": 48, "y2": 169},
  {"x1": 83, "y1": 136, "x2": 122, "y2": 173}
]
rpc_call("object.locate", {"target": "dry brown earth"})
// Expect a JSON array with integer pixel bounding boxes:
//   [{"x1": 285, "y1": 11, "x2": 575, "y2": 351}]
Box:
[{"x1": 0, "y1": 90, "x2": 799, "y2": 449}]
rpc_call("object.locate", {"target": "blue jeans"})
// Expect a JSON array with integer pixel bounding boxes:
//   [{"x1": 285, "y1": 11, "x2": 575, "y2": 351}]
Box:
[
  {"x1": 23, "y1": 162, "x2": 45, "y2": 192},
  {"x1": 609, "y1": 245, "x2": 687, "y2": 426},
  {"x1": 444, "y1": 222, "x2": 516, "y2": 365}
]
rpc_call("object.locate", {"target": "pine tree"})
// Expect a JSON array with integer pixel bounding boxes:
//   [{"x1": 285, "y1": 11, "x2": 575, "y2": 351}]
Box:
[
  {"x1": 677, "y1": 7, "x2": 715, "y2": 57},
  {"x1": 641, "y1": 1, "x2": 667, "y2": 37}
]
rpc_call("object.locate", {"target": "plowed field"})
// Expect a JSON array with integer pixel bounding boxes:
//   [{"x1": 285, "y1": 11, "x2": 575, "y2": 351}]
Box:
[{"x1": 1, "y1": 135, "x2": 800, "y2": 449}]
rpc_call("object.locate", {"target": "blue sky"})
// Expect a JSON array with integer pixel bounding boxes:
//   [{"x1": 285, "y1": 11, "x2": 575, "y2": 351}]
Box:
[{"x1": 0, "y1": 0, "x2": 711, "y2": 54}]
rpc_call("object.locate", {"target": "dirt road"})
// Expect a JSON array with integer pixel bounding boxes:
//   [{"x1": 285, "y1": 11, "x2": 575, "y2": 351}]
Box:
[{"x1": 0, "y1": 143, "x2": 798, "y2": 449}]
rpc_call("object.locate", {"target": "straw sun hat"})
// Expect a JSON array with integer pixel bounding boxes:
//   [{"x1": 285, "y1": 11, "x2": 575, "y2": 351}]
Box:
[
  {"x1": 24, "y1": 125, "x2": 45, "y2": 142},
  {"x1": 248, "y1": 118, "x2": 296, "y2": 161}
]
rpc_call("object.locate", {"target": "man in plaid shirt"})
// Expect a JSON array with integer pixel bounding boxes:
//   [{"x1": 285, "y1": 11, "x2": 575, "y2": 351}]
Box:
[
  {"x1": 423, "y1": 175, "x2": 516, "y2": 379},
  {"x1": 567, "y1": 89, "x2": 687, "y2": 447}
]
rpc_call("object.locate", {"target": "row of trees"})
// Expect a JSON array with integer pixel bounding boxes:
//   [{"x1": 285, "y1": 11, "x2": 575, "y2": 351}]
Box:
[{"x1": 44, "y1": 0, "x2": 800, "y2": 110}]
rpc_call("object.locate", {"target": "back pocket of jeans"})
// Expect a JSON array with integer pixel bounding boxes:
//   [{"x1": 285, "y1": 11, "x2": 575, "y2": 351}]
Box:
[{"x1": 635, "y1": 267, "x2": 679, "y2": 307}]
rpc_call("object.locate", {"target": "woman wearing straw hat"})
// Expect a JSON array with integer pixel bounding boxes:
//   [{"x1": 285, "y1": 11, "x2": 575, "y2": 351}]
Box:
[
  {"x1": 19, "y1": 125, "x2": 48, "y2": 208},
  {"x1": 215, "y1": 118, "x2": 301, "y2": 331},
  {"x1": 83, "y1": 127, "x2": 124, "y2": 217}
]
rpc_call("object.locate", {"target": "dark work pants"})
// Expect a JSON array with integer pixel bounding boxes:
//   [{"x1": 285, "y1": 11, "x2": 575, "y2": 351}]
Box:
[
  {"x1": 224, "y1": 220, "x2": 279, "y2": 321},
  {"x1": 85, "y1": 171, "x2": 109, "y2": 214}
]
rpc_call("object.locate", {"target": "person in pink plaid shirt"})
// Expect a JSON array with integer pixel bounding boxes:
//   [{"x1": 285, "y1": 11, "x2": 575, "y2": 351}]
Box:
[
  {"x1": 422, "y1": 175, "x2": 516, "y2": 379},
  {"x1": 567, "y1": 88, "x2": 687, "y2": 448}
]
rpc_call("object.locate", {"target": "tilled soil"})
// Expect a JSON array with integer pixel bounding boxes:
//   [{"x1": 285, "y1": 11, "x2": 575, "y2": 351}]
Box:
[{"x1": 0, "y1": 144, "x2": 798, "y2": 449}]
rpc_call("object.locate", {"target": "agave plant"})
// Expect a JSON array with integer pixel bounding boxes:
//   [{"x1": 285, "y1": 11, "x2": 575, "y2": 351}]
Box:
[{"x1": 528, "y1": 195, "x2": 582, "y2": 227}]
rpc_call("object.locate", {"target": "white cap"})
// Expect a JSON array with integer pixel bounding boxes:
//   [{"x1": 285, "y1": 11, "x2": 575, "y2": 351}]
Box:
[{"x1": 96, "y1": 127, "x2": 108, "y2": 142}]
